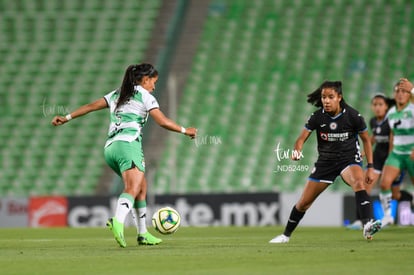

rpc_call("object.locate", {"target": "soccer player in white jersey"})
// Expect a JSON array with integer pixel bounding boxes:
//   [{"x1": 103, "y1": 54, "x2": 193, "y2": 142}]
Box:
[
  {"x1": 379, "y1": 78, "x2": 414, "y2": 227},
  {"x1": 52, "y1": 63, "x2": 197, "y2": 247}
]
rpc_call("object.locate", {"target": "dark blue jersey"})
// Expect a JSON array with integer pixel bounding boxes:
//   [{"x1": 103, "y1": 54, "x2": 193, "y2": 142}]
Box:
[
  {"x1": 369, "y1": 117, "x2": 390, "y2": 169},
  {"x1": 305, "y1": 105, "x2": 367, "y2": 161}
]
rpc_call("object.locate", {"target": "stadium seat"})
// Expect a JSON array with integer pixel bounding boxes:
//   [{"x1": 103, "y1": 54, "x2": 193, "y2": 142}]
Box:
[
  {"x1": 153, "y1": 0, "x2": 414, "y2": 194},
  {"x1": 0, "y1": 0, "x2": 161, "y2": 196}
]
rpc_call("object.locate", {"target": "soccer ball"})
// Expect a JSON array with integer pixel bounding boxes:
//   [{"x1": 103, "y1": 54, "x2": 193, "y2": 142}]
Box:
[{"x1": 152, "y1": 207, "x2": 181, "y2": 235}]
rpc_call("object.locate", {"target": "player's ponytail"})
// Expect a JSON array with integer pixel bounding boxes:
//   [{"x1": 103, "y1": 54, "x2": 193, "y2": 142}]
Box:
[{"x1": 116, "y1": 63, "x2": 158, "y2": 110}]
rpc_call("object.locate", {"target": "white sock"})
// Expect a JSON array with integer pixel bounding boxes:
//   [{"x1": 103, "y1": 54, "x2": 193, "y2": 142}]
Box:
[
  {"x1": 130, "y1": 208, "x2": 140, "y2": 234},
  {"x1": 379, "y1": 191, "x2": 392, "y2": 217},
  {"x1": 137, "y1": 206, "x2": 147, "y2": 234},
  {"x1": 114, "y1": 193, "x2": 134, "y2": 224}
]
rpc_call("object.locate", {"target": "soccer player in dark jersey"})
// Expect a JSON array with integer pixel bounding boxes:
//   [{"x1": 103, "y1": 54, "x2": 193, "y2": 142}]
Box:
[
  {"x1": 347, "y1": 93, "x2": 400, "y2": 229},
  {"x1": 269, "y1": 81, "x2": 382, "y2": 243}
]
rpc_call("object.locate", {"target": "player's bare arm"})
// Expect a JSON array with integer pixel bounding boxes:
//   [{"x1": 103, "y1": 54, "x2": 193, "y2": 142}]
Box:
[
  {"x1": 359, "y1": 130, "x2": 374, "y2": 184},
  {"x1": 388, "y1": 131, "x2": 394, "y2": 154},
  {"x1": 292, "y1": 129, "x2": 311, "y2": 160},
  {"x1": 149, "y1": 108, "x2": 197, "y2": 139},
  {"x1": 51, "y1": 98, "x2": 108, "y2": 126}
]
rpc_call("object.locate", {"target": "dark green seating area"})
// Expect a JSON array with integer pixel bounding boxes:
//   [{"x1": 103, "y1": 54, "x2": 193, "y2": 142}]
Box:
[
  {"x1": 1, "y1": 0, "x2": 413, "y2": 196},
  {"x1": 153, "y1": 0, "x2": 414, "y2": 193},
  {"x1": 0, "y1": 0, "x2": 161, "y2": 196}
]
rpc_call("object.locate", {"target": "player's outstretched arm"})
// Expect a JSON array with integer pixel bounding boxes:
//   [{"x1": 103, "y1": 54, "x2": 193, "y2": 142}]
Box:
[
  {"x1": 51, "y1": 98, "x2": 108, "y2": 126},
  {"x1": 292, "y1": 129, "x2": 311, "y2": 160},
  {"x1": 149, "y1": 108, "x2": 197, "y2": 139}
]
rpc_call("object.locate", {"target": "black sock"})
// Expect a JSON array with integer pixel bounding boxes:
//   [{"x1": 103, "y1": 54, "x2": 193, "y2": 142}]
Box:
[
  {"x1": 283, "y1": 206, "x2": 305, "y2": 237},
  {"x1": 355, "y1": 190, "x2": 372, "y2": 224},
  {"x1": 355, "y1": 202, "x2": 361, "y2": 220},
  {"x1": 399, "y1": 190, "x2": 413, "y2": 202}
]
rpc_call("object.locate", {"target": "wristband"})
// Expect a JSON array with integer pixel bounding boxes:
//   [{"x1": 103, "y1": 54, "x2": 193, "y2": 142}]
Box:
[
  {"x1": 366, "y1": 163, "x2": 374, "y2": 169},
  {"x1": 181, "y1": 126, "x2": 186, "y2": 134},
  {"x1": 65, "y1": 114, "x2": 72, "y2": 121}
]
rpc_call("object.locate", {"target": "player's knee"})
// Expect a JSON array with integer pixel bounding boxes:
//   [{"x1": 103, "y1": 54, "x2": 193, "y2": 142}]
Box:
[
  {"x1": 123, "y1": 182, "x2": 141, "y2": 197},
  {"x1": 352, "y1": 178, "x2": 365, "y2": 191},
  {"x1": 380, "y1": 180, "x2": 391, "y2": 190}
]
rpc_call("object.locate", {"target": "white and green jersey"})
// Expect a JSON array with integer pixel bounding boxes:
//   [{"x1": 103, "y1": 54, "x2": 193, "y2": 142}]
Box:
[
  {"x1": 103, "y1": 85, "x2": 159, "y2": 148},
  {"x1": 387, "y1": 103, "x2": 414, "y2": 155}
]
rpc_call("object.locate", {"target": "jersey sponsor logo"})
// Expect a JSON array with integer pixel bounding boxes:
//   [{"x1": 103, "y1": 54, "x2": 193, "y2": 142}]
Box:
[
  {"x1": 320, "y1": 132, "x2": 350, "y2": 141},
  {"x1": 375, "y1": 135, "x2": 389, "y2": 143},
  {"x1": 393, "y1": 119, "x2": 402, "y2": 128}
]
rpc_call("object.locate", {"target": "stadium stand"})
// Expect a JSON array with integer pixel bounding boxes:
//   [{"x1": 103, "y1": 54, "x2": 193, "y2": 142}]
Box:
[
  {"x1": 154, "y1": 0, "x2": 414, "y2": 193},
  {"x1": 1, "y1": 0, "x2": 413, "y2": 196},
  {"x1": 0, "y1": 0, "x2": 161, "y2": 196}
]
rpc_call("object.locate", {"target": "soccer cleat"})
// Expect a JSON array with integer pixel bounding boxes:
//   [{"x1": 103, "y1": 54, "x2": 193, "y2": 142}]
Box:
[
  {"x1": 137, "y1": 232, "x2": 162, "y2": 245},
  {"x1": 363, "y1": 220, "x2": 382, "y2": 240},
  {"x1": 346, "y1": 220, "x2": 363, "y2": 230},
  {"x1": 381, "y1": 215, "x2": 394, "y2": 228},
  {"x1": 107, "y1": 217, "x2": 126, "y2": 248},
  {"x1": 269, "y1": 234, "x2": 290, "y2": 244}
]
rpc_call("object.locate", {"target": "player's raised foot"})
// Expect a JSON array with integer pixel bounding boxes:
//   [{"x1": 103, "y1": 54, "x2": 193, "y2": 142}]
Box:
[
  {"x1": 106, "y1": 217, "x2": 126, "y2": 248},
  {"x1": 381, "y1": 215, "x2": 394, "y2": 228},
  {"x1": 137, "y1": 232, "x2": 162, "y2": 245},
  {"x1": 346, "y1": 220, "x2": 363, "y2": 230},
  {"x1": 269, "y1": 234, "x2": 290, "y2": 244},
  {"x1": 363, "y1": 219, "x2": 382, "y2": 240}
]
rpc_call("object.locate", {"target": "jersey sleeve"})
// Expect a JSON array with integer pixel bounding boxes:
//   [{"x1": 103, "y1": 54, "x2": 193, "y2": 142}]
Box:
[
  {"x1": 368, "y1": 117, "x2": 376, "y2": 134},
  {"x1": 354, "y1": 112, "x2": 368, "y2": 133},
  {"x1": 143, "y1": 92, "x2": 160, "y2": 111},
  {"x1": 304, "y1": 112, "x2": 317, "y2": 131},
  {"x1": 103, "y1": 90, "x2": 117, "y2": 107}
]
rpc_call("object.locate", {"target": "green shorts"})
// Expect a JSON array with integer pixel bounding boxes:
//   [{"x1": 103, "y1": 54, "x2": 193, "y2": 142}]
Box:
[
  {"x1": 104, "y1": 140, "x2": 145, "y2": 176},
  {"x1": 384, "y1": 151, "x2": 414, "y2": 177}
]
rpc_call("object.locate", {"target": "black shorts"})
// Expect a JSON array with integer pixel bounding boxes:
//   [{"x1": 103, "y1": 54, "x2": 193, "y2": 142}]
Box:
[
  {"x1": 308, "y1": 158, "x2": 362, "y2": 184},
  {"x1": 373, "y1": 150, "x2": 387, "y2": 173}
]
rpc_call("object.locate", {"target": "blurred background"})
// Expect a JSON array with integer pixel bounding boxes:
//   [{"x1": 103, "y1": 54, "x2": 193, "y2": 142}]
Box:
[{"x1": 0, "y1": 0, "x2": 413, "y2": 227}]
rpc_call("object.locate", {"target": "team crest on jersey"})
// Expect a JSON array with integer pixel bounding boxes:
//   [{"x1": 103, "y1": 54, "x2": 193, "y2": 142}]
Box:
[
  {"x1": 375, "y1": 126, "x2": 381, "y2": 134},
  {"x1": 329, "y1": 122, "x2": 337, "y2": 130}
]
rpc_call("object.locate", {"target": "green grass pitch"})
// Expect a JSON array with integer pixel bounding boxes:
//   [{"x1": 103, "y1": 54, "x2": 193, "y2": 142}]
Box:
[{"x1": 0, "y1": 226, "x2": 413, "y2": 275}]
